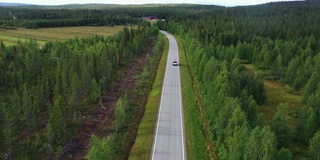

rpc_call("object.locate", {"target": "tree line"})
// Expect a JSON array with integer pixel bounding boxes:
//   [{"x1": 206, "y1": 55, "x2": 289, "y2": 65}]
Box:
[
  {"x1": 0, "y1": 6, "x2": 142, "y2": 28},
  {"x1": 0, "y1": 4, "x2": 221, "y2": 29}
]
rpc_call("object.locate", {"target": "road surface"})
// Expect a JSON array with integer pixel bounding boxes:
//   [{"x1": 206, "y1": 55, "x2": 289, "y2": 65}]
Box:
[{"x1": 152, "y1": 31, "x2": 185, "y2": 160}]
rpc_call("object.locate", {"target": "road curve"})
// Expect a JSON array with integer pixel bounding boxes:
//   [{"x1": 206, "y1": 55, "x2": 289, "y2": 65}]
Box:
[{"x1": 152, "y1": 31, "x2": 185, "y2": 160}]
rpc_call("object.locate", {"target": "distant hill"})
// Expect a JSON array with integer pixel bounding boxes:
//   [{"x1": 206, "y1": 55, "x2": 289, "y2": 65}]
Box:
[{"x1": 0, "y1": 2, "x2": 31, "y2": 6}]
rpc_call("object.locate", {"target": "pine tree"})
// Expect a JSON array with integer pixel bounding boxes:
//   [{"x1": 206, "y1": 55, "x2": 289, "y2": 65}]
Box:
[
  {"x1": 215, "y1": 98, "x2": 238, "y2": 142},
  {"x1": 90, "y1": 78, "x2": 101, "y2": 103},
  {"x1": 22, "y1": 84, "x2": 34, "y2": 135},
  {"x1": 12, "y1": 88, "x2": 22, "y2": 130},
  {"x1": 308, "y1": 130, "x2": 320, "y2": 160},
  {"x1": 202, "y1": 57, "x2": 219, "y2": 85},
  {"x1": 81, "y1": 58, "x2": 93, "y2": 99},
  {"x1": 303, "y1": 71, "x2": 320, "y2": 103},
  {"x1": 47, "y1": 95, "x2": 66, "y2": 147},
  {"x1": 115, "y1": 96, "x2": 126, "y2": 132},
  {"x1": 244, "y1": 126, "x2": 277, "y2": 160},
  {"x1": 54, "y1": 66, "x2": 64, "y2": 100},
  {"x1": 0, "y1": 56, "x2": 4, "y2": 87},
  {"x1": 272, "y1": 54, "x2": 283, "y2": 79},
  {"x1": 271, "y1": 103, "x2": 291, "y2": 147},
  {"x1": 262, "y1": 44, "x2": 271, "y2": 69},
  {"x1": 305, "y1": 87, "x2": 320, "y2": 134},
  {"x1": 247, "y1": 95, "x2": 258, "y2": 127},
  {"x1": 230, "y1": 53, "x2": 242, "y2": 96},
  {"x1": 284, "y1": 57, "x2": 300, "y2": 85},
  {"x1": 68, "y1": 72, "x2": 81, "y2": 117},
  {"x1": 276, "y1": 148, "x2": 293, "y2": 160},
  {"x1": 225, "y1": 106, "x2": 250, "y2": 160},
  {"x1": 304, "y1": 107, "x2": 317, "y2": 142},
  {"x1": 85, "y1": 135, "x2": 115, "y2": 160},
  {"x1": 1, "y1": 102, "x2": 17, "y2": 157},
  {"x1": 303, "y1": 56, "x2": 313, "y2": 82}
]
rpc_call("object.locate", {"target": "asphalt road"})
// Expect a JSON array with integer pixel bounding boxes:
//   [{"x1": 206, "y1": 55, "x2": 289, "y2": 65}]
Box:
[{"x1": 151, "y1": 31, "x2": 185, "y2": 160}]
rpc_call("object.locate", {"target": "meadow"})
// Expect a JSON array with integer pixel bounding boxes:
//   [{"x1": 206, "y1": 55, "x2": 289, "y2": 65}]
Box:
[
  {"x1": 0, "y1": 26, "x2": 128, "y2": 46},
  {"x1": 245, "y1": 64, "x2": 303, "y2": 125}
]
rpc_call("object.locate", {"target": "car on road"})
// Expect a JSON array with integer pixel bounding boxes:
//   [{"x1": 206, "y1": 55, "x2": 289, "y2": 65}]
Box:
[{"x1": 172, "y1": 58, "x2": 178, "y2": 66}]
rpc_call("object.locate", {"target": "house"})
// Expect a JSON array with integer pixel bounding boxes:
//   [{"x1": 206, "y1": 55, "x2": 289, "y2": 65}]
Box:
[{"x1": 142, "y1": 16, "x2": 157, "y2": 20}]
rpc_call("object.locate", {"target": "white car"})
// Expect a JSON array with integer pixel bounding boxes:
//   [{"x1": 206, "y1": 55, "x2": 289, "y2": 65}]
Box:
[{"x1": 172, "y1": 59, "x2": 178, "y2": 66}]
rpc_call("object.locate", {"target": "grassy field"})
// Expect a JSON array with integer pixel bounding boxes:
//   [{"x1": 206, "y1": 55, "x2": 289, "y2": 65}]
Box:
[
  {"x1": 129, "y1": 34, "x2": 168, "y2": 160},
  {"x1": 0, "y1": 26, "x2": 128, "y2": 45},
  {"x1": 245, "y1": 64, "x2": 303, "y2": 125},
  {"x1": 260, "y1": 81, "x2": 302, "y2": 125}
]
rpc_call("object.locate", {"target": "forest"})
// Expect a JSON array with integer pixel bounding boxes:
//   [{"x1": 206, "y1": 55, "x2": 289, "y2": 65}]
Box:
[
  {"x1": 157, "y1": 1, "x2": 320, "y2": 159},
  {"x1": 1, "y1": 1, "x2": 320, "y2": 159},
  {"x1": 0, "y1": 5, "x2": 160, "y2": 158}
]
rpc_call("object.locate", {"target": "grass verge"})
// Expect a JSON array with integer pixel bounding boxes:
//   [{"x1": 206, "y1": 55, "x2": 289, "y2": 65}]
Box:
[
  {"x1": 176, "y1": 37, "x2": 210, "y2": 160},
  {"x1": 129, "y1": 34, "x2": 168, "y2": 160}
]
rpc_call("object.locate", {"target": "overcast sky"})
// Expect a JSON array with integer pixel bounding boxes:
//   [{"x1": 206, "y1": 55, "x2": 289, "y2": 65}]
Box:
[{"x1": 1, "y1": 0, "x2": 298, "y2": 6}]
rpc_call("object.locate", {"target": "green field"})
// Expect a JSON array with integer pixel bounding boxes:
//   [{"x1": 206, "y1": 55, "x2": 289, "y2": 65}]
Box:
[{"x1": 0, "y1": 26, "x2": 129, "y2": 46}]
